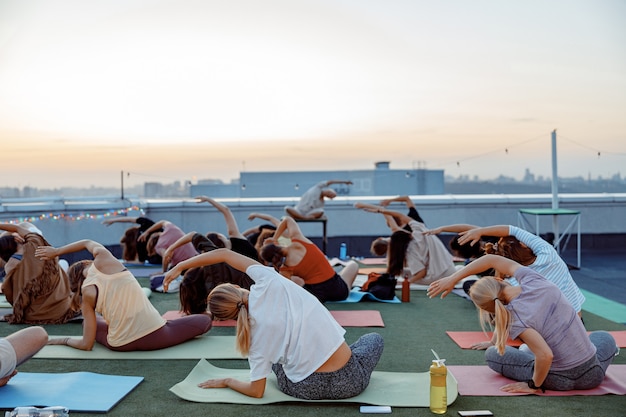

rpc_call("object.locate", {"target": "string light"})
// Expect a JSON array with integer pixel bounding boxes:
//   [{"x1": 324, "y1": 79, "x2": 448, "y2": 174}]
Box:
[{"x1": 3, "y1": 206, "x2": 144, "y2": 225}]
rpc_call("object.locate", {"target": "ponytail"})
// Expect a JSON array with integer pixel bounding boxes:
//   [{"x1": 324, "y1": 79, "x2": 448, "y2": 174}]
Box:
[
  {"x1": 207, "y1": 283, "x2": 251, "y2": 356},
  {"x1": 469, "y1": 277, "x2": 511, "y2": 355}
]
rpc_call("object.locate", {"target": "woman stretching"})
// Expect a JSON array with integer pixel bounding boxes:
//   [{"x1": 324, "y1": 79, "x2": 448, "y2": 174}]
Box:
[
  {"x1": 428, "y1": 255, "x2": 617, "y2": 392},
  {"x1": 163, "y1": 249, "x2": 384, "y2": 399},
  {"x1": 259, "y1": 216, "x2": 358, "y2": 303},
  {"x1": 35, "y1": 240, "x2": 212, "y2": 351}
]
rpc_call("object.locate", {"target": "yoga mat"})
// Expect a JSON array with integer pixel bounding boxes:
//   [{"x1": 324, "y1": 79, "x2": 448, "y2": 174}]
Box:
[
  {"x1": 447, "y1": 365, "x2": 626, "y2": 396},
  {"x1": 162, "y1": 310, "x2": 385, "y2": 327},
  {"x1": 0, "y1": 371, "x2": 143, "y2": 412},
  {"x1": 34, "y1": 335, "x2": 244, "y2": 360},
  {"x1": 0, "y1": 295, "x2": 10, "y2": 308},
  {"x1": 447, "y1": 330, "x2": 626, "y2": 349},
  {"x1": 329, "y1": 288, "x2": 401, "y2": 304},
  {"x1": 170, "y1": 359, "x2": 458, "y2": 407}
]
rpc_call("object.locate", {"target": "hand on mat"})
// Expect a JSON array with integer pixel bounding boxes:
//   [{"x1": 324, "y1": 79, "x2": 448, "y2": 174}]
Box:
[
  {"x1": 0, "y1": 369, "x2": 17, "y2": 387},
  {"x1": 47, "y1": 337, "x2": 70, "y2": 346},
  {"x1": 198, "y1": 378, "x2": 229, "y2": 389},
  {"x1": 470, "y1": 341, "x2": 493, "y2": 350},
  {"x1": 427, "y1": 276, "x2": 456, "y2": 299},
  {"x1": 500, "y1": 381, "x2": 539, "y2": 394}
]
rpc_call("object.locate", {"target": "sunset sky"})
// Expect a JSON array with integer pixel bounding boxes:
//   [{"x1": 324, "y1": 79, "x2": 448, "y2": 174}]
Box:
[{"x1": 1, "y1": 0, "x2": 625, "y2": 190}]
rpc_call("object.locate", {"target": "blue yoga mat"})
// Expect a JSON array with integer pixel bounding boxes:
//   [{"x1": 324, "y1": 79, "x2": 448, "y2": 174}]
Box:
[
  {"x1": 329, "y1": 288, "x2": 401, "y2": 304},
  {"x1": 0, "y1": 371, "x2": 143, "y2": 412}
]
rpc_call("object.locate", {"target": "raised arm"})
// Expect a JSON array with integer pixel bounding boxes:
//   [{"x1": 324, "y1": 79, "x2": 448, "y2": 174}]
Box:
[
  {"x1": 354, "y1": 203, "x2": 413, "y2": 227},
  {"x1": 102, "y1": 216, "x2": 139, "y2": 226},
  {"x1": 427, "y1": 254, "x2": 521, "y2": 299},
  {"x1": 457, "y1": 225, "x2": 510, "y2": 247},
  {"x1": 424, "y1": 224, "x2": 479, "y2": 236},
  {"x1": 163, "y1": 249, "x2": 259, "y2": 291},
  {"x1": 35, "y1": 240, "x2": 121, "y2": 274},
  {"x1": 162, "y1": 231, "x2": 197, "y2": 270},
  {"x1": 196, "y1": 196, "x2": 244, "y2": 239},
  {"x1": 138, "y1": 220, "x2": 168, "y2": 242},
  {"x1": 379, "y1": 195, "x2": 414, "y2": 208},
  {"x1": 0, "y1": 223, "x2": 30, "y2": 238},
  {"x1": 325, "y1": 179, "x2": 353, "y2": 186},
  {"x1": 272, "y1": 217, "x2": 306, "y2": 243}
]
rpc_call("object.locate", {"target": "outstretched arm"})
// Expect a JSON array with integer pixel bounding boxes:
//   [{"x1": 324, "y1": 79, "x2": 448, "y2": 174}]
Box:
[
  {"x1": 424, "y1": 224, "x2": 479, "y2": 236},
  {"x1": 0, "y1": 223, "x2": 30, "y2": 238},
  {"x1": 427, "y1": 254, "x2": 520, "y2": 299},
  {"x1": 457, "y1": 225, "x2": 510, "y2": 247},
  {"x1": 138, "y1": 220, "x2": 168, "y2": 242},
  {"x1": 325, "y1": 179, "x2": 353, "y2": 186},
  {"x1": 35, "y1": 240, "x2": 122, "y2": 274},
  {"x1": 162, "y1": 231, "x2": 197, "y2": 270},
  {"x1": 379, "y1": 195, "x2": 414, "y2": 208},
  {"x1": 196, "y1": 196, "x2": 244, "y2": 239},
  {"x1": 163, "y1": 249, "x2": 259, "y2": 291},
  {"x1": 102, "y1": 217, "x2": 139, "y2": 226},
  {"x1": 354, "y1": 203, "x2": 412, "y2": 229}
]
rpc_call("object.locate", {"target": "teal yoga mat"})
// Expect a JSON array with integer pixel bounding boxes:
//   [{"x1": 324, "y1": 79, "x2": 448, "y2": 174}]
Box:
[{"x1": 0, "y1": 371, "x2": 143, "y2": 412}]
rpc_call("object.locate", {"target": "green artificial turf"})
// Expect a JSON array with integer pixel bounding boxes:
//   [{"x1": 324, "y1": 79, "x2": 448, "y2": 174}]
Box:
[{"x1": 2, "y1": 276, "x2": 624, "y2": 417}]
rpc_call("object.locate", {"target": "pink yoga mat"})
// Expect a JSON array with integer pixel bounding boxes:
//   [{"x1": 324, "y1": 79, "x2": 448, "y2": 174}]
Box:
[
  {"x1": 447, "y1": 365, "x2": 626, "y2": 396},
  {"x1": 447, "y1": 330, "x2": 626, "y2": 349},
  {"x1": 163, "y1": 310, "x2": 385, "y2": 327}
]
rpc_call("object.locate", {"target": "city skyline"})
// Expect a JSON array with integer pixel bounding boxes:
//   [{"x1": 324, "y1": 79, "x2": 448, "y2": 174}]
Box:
[{"x1": 1, "y1": 0, "x2": 625, "y2": 190}]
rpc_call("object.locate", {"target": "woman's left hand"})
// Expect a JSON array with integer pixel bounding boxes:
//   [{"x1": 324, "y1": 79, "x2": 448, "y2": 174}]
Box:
[
  {"x1": 35, "y1": 246, "x2": 57, "y2": 260},
  {"x1": 500, "y1": 381, "x2": 539, "y2": 394}
]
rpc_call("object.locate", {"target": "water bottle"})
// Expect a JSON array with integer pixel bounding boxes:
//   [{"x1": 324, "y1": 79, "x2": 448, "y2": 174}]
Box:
[
  {"x1": 401, "y1": 269, "x2": 410, "y2": 302},
  {"x1": 429, "y1": 359, "x2": 447, "y2": 414},
  {"x1": 6, "y1": 406, "x2": 69, "y2": 417},
  {"x1": 339, "y1": 243, "x2": 347, "y2": 260}
]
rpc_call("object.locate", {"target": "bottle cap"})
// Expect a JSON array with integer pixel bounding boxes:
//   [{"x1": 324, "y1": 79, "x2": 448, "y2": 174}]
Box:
[{"x1": 430, "y1": 349, "x2": 445, "y2": 366}]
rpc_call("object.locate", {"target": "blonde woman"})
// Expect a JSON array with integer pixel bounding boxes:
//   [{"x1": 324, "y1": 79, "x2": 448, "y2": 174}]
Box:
[
  {"x1": 163, "y1": 249, "x2": 383, "y2": 399},
  {"x1": 428, "y1": 255, "x2": 617, "y2": 393}
]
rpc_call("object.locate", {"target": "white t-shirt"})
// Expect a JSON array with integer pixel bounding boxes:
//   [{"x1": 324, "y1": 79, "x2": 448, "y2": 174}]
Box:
[
  {"x1": 246, "y1": 264, "x2": 345, "y2": 383},
  {"x1": 404, "y1": 220, "x2": 456, "y2": 284},
  {"x1": 294, "y1": 181, "x2": 326, "y2": 216}
]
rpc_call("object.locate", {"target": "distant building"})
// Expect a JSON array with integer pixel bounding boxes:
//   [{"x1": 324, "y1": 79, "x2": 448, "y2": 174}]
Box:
[{"x1": 190, "y1": 161, "x2": 445, "y2": 197}]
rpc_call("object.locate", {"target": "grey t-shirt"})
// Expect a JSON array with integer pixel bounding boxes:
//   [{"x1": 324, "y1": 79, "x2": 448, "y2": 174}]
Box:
[{"x1": 506, "y1": 267, "x2": 595, "y2": 371}]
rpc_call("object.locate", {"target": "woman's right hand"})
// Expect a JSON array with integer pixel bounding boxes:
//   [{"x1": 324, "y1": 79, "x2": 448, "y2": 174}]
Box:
[
  {"x1": 470, "y1": 341, "x2": 494, "y2": 350},
  {"x1": 163, "y1": 267, "x2": 181, "y2": 292}
]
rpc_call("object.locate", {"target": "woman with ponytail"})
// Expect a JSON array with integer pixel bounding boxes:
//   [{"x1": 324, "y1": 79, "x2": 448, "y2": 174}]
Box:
[
  {"x1": 428, "y1": 255, "x2": 617, "y2": 393},
  {"x1": 258, "y1": 216, "x2": 358, "y2": 303},
  {"x1": 163, "y1": 249, "x2": 384, "y2": 399}
]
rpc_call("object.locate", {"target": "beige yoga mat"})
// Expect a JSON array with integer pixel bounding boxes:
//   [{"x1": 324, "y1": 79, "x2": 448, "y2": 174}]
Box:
[
  {"x1": 34, "y1": 335, "x2": 244, "y2": 360},
  {"x1": 170, "y1": 360, "x2": 458, "y2": 407}
]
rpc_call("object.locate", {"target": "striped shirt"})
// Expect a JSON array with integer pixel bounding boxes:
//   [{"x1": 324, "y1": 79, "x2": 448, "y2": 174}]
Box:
[{"x1": 508, "y1": 226, "x2": 585, "y2": 313}]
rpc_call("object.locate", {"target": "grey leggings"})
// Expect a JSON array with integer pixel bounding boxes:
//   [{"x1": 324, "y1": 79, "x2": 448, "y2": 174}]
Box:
[
  {"x1": 485, "y1": 331, "x2": 618, "y2": 390},
  {"x1": 272, "y1": 332, "x2": 384, "y2": 400}
]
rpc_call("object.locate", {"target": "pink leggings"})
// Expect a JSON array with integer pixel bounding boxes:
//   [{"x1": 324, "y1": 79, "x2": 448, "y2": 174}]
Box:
[{"x1": 95, "y1": 315, "x2": 212, "y2": 351}]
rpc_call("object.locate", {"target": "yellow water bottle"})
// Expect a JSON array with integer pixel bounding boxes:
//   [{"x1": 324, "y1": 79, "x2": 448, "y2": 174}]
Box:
[{"x1": 429, "y1": 359, "x2": 447, "y2": 414}]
